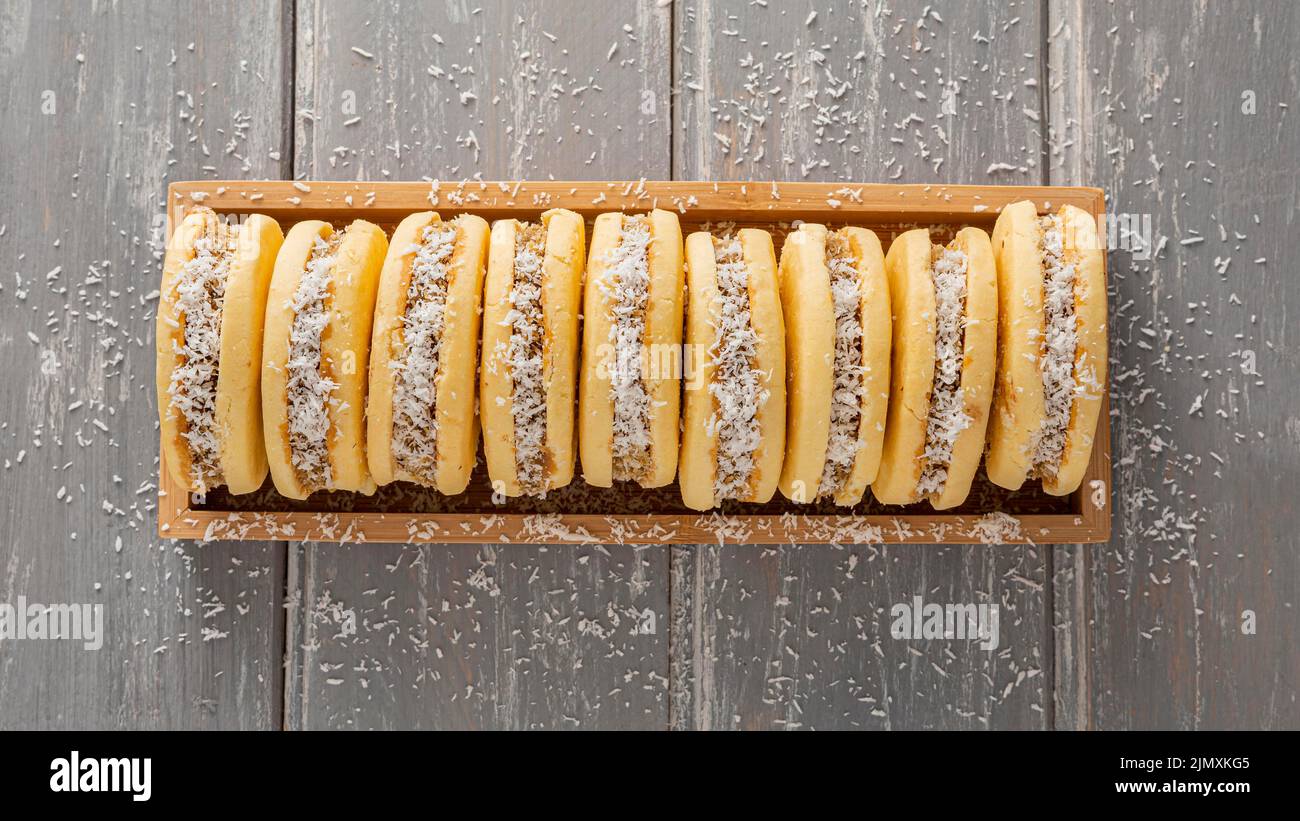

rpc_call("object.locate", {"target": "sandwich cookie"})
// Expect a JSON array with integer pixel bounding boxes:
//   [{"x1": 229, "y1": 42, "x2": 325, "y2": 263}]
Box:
[
  {"x1": 157, "y1": 206, "x2": 284, "y2": 495},
  {"x1": 986, "y1": 201, "x2": 1106, "y2": 495},
  {"x1": 366, "y1": 212, "x2": 490, "y2": 494},
  {"x1": 579, "y1": 209, "x2": 684, "y2": 489},
  {"x1": 776, "y1": 223, "x2": 891, "y2": 506},
  {"x1": 262, "y1": 219, "x2": 387, "y2": 499},
  {"x1": 679, "y1": 229, "x2": 786, "y2": 512},
  {"x1": 481, "y1": 209, "x2": 585, "y2": 497},
  {"x1": 872, "y1": 227, "x2": 997, "y2": 509}
]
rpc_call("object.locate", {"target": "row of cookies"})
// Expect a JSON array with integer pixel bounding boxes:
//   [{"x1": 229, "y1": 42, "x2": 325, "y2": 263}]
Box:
[{"x1": 156, "y1": 202, "x2": 1105, "y2": 510}]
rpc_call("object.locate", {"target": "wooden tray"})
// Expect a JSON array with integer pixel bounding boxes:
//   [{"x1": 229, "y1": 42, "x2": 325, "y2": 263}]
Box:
[{"x1": 157, "y1": 180, "x2": 1111, "y2": 545}]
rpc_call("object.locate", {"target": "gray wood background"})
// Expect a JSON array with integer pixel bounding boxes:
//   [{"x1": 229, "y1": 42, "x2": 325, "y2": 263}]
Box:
[{"x1": 0, "y1": 0, "x2": 1294, "y2": 730}]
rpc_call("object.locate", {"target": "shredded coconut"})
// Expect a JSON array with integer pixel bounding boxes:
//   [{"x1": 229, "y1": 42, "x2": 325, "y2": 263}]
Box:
[
  {"x1": 506, "y1": 223, "x2": 548, "y2": 494},
  {"x1": 708, "y1": 236, "x2": 769, "y2": 500},
  {"x1": 818, "y1": 232, "x2": 866, "y2": 497},
  {"x1": 390, "y1": 222, "x2": 459, "y2": 482},
  {"x1": 1030, "y1": 214, "x2": 1079, "y2": 476},
  {"x1": 600, "y1": 216, "x2": 653, "y2": 481},
  {"x1": 968, "y1": 511, "x2": 1024, "y2": 544},
  {"x1": 916, "y1": 245, "x2": 971, "y2": 497},
  {"x1": 167, "y1": 224, "x2": 236, "y2": 491},
  {"x1": 286, "y1": 231, "x2": 343, "y2": 491}
]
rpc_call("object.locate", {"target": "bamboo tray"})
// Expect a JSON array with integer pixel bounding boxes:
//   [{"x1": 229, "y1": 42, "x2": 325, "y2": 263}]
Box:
[{"x1": 157, "y1": 180, "x2": 1111, "y2": 545}]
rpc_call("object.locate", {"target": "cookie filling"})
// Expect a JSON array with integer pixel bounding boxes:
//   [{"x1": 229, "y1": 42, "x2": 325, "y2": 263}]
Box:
[
  {"x1": 391, "y1": 221, "x2": 459, "y2": 483},
  {"x1": 601, "y1": 216, "x2": 653, "y2": 482},
  {"x1": 817, "y1": 232, "x2": 867, "y2": 498},
  {"x1": 708, "y1": 236, "x2": 769, "y2": 501},
  {"x1": 286, "y1": 230, "x2": 343, "y2": 491},
  {"x1": 1030, "y1": 214, "x2": 1079, "y2": 477},
  {"x1": 506, "y1": 223, "x2": 548, "y2": 494},
  {"x1": 168, "y1": 223, "x2": 236, "y2": 492},
  {"x1": 915, "y1": 244, "x2": 972, "y2": 497}
]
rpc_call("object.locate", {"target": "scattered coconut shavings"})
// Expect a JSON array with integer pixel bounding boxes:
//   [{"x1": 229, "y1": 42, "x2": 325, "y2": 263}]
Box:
[
  {"x1": 507, "y1": 223, "x2": 548, "y2": 494},
  {"x1": 65, "y1": 5, "x2": 1290, "y2": 727},
  {"x1": 968, "y1": 512, "x2": 1025, "y2": 545},
  {"x1": 708, "y1": 236, "x2": 768, "y2": 500},
  {"x1": 696, "y1": 511, "x2": 756, "y2": 546},
  {"x1": 166, "y1": 224, "x2": 237, "y2": 492},
  {"x1": 1029, "y1": 214, "x2": 1078, "y2": 477},
  {"x1": 390, "y1": 222, "x2": 459, "y2": 482},
  {"x1": 818, "y1": 232, "x2": 866, "y2": 498},
  {"x1": 286, "y1": 231, "x2": 343, "y2": 491},
  {"x1": 601, "y1": 216, "x2": 653, "y2": 482},
  {"x1": 520, "y1": 513, "x2": 599, "y2": 543},
  {"x1": 916, "y1": 245, "x2": 971, "y2": 497}
]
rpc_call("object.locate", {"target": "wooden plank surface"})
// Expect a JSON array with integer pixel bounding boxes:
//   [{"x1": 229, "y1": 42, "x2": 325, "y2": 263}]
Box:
[
  {"x1": 285, "y1": 0, "x2": 674, "y2": 729},
  {"x1": 0, "y1": 0, "x2": 289, "y2": 728},
  {"x1": 1046, "y1": 0, "x2": 1092, "y2": 732},
  {"x1": 1050, "y1": 0, "x2": 1300, "y2": 729},
  {"x1": 671, "y1": 0, "x2": 1054, "y2": 729}
]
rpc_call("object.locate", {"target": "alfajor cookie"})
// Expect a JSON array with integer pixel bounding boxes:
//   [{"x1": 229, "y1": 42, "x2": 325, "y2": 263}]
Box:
[
  {"x1": 366, "y1": 212, "x2": 489, "y2": 495},
  {"x1": 480, "y1": 209, "x2": 585, "y2": 497},
  {"x1": 776, "y1": 223, "x2": 891, "y2": 506},
  {"x1": 679, "y1": 229, "x2": 786, "y2": 512},
  {"x1": 872, "y1": 227, "x2": 997, "y2": 509},
  {"x1": 987, "y1": 201, "x2": 1107, "y2": 495},
  {"x1": 157, "y1": 206, "x2": 283, "y2": 495},
  {"x1": 578, "y1": 209, "x2": 684, "y2": 489},
  {"x1": 261, "y1": 219, "x2": 387, "y2": 499}
]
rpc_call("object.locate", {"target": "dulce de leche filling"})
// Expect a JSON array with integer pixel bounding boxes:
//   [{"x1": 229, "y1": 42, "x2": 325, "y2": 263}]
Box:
[
  {"x1": 285, "y1": 230, "x2": 343, "y2": 492},
  {"x1": 600, "y1": 216, "x2": 654, "y2": 483},
  {"x1": 390, "y1": 220, "x2": 459, "y2": 483},
  {"x1": 505, "y1": 222, "x2": 548, "y2": 494},
  {"x1": 168, "y1": 222, "x2": 237, "y2": 492},
  {"x1": 708, "y1": 235, "x2": 768, "y2": 501},
  {"x1": 818, "y1": 232, "x2": 867, "y2": 498},
  {"x1": 915, "y1": 243, "x2": 971, "y2": 498},
  {"x1": 1029, "y1": 214, "x2": 1078, "y2": 478}
]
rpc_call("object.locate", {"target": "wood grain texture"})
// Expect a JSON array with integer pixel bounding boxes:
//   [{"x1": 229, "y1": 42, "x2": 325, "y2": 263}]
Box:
[
  {"x1": 1050, "y1": 0, "x2": 1300, "y2": 729},
  {"x1": 294, "y1": 0, "x2": 670, "y2": 181},
  {"x1": 1046, "y1": 0, "x2": 1091, "y2": 731},
  {"x1": 0, "y1": 0, "x2": 288, "y2": 728},
  {"x1": 672, "y1": 0, "x2": 1054, "y2": 729},
  {"x1": 284, "y1": 541, "x2": 668, "y2": 729},
  {"x1": 287, "y1": 0, "x2": 674, "y2": 729}
]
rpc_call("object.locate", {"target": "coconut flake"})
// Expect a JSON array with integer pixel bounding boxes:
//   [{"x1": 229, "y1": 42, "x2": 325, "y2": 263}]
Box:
[
  {"x1": 969, "y1": 511, "x2": 1024, "y2": 544},
  {"x1": 600, "y1": 217, "x2": 653, "y2": 481},
  {"x1": 286, "y1": 232, "x2": 343, "y2": 490},
  {"x1": 506, "y1": 223, "x2": 547, "y2": 494},
  {"x1": 1030, "y1": 214, "x2": 1078, "y2": 476},
  {"x1": 166, "y1": 225, "x2": 236, "y2": 491},
  {"x1": 709, "y1": 236, "x2": 769, "y2": 501},
  {"x1": 915, "y1": 245, "x2": 971, "y2": 497},
  {"x1": 817, "y1": 232, "x2": 866, "y2": 497},
  {"x1": 390, "y1": 222, "x2": 459, "y2": 482}
]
